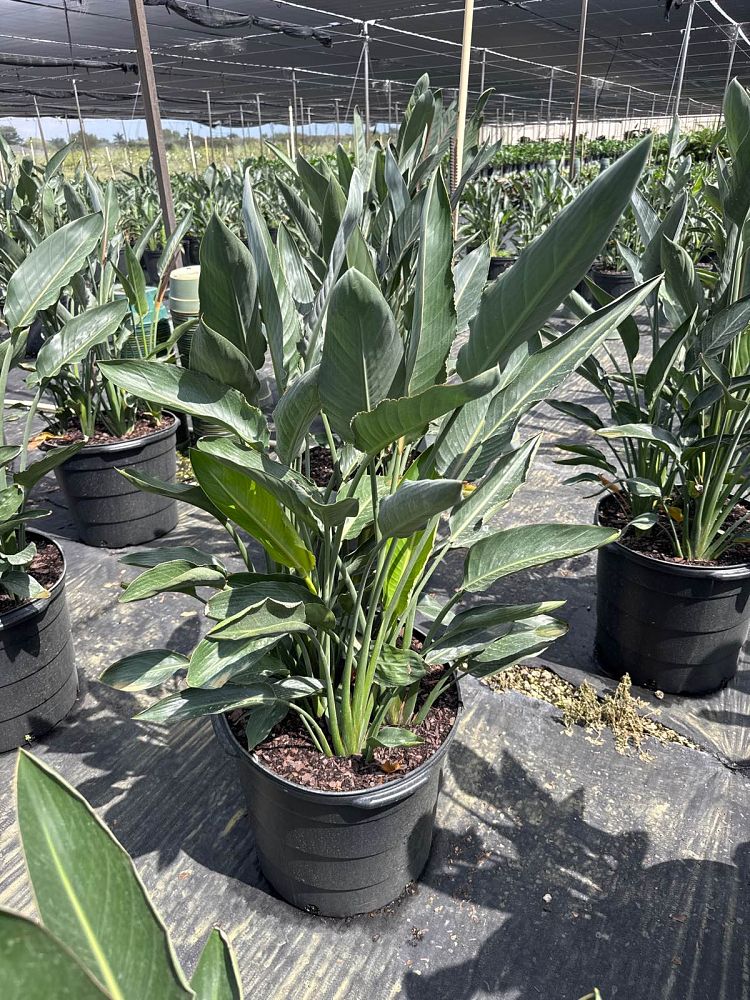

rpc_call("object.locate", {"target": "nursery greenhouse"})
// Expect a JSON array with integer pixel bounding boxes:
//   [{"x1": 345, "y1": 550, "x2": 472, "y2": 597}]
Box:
[{"x1": 1, "y1": 0, "x2": 750, "y2": 998}]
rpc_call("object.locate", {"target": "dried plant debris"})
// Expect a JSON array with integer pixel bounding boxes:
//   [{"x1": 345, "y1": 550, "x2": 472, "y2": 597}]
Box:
[
  {"x1": 489, "y1": 665, "x2": 699, "y2": 758},
  {"x1": 175, "y1": 451, "x2": 195, "y2": 484}
]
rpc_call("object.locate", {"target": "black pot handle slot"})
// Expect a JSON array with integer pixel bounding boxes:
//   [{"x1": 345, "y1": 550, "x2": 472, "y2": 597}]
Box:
[{"x1": 348, "y1": 771, "x2": 432, "y2": 810}]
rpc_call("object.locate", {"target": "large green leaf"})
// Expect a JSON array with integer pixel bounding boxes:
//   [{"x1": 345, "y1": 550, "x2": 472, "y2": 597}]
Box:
[
  {"x1": 4, "y1": 214, "x2": 104, "y2": 331},
  {"x1": 187, "y1": 635, "x2": 286, "y2": 689},
  {"x1": 319, "y1": 269, "x2": 403, "y2": 441},
  {"x1": 467, "y1": 620, "x2": 568, "y2": 678},
  {"x1": 117, "y1": 468, "x2": 225, "y2": 521},
  {"x1": 15, "y1": 751, "x2": 192, "y2": 1000},
  {"x1": 207, "y1": 597, "x2": 311, "y2": 642},
  {"x1": 724, "y1": 79, "x2": 750, "y2": 226},
  {"x1": 36, "y1": 299, "x2": 129, "y2": 381},
  {"x1": 14, "y1": 442, "x2": 84, "y2": 492},
  {"x1": 135, "y1": 683, "x2": 279, "y2": 723},
  {"x1": 243, "y1": 702, "x2": 289, "y2": 753},
  {"x1": 191, "y1": 928, "x2": 242, "y2": 1000},
  {"x1": 456, "y1": 138, "x2": 652, "y2": 379},
  {"x1": 242, "y1": 172, "x2": 301, "y2": 388},
  {"x1": 455, "y1": 242, "x2": 490, "y2": 334},
  {"x1": 273, "y1": 366, "x2": 320, "y2": 464},
  {"x1": 449, "y1": 435, "x2": 540, "y2": 544},
  {"x1": 99, "y1": 361, "x2": 269, "y2": 445},
  {"x1": 189, "y1": 320, "x2": 260, "y2": 403},
  {"x1": 0, "y1": 909, "x2": 110, "y2": 999},
  {"x1": 382, "y1": 525, "x2": 435, "y2": 618},
  {"x1": 406, "y1": 170, "x2": 456, "y2": 394},
  {"x1": 463, "y1": 523, "x2": 618, "y2": 593},
  {"x1": 379, "y1": 479, "x2": 463, "y2": 539},
  {"x1": 351, "y1": 369, "x2": 499, "y2": 454},
  {"x1": 191, "y1": 448, "x2": 315, "y2": 576},
  {"x1": 199, "y1": 213, "x2": 264, "y2": 368},
  {"x1": 100, "y1": 649, "x2": 189, "y2": 691},
  {"x1": 120, "y1": 560, "x2": 226, "y2": 603},
  {"x1": 425, "y1": 614, "x2": 565, "y2": 664}
]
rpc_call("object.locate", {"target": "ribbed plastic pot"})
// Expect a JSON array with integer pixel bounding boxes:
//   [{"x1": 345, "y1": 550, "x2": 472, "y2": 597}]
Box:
[
  {"x1": 53, "y1": 415, "x2": 178, "y2": 548},
  {"x1": 595, "y1": 520, "x2": 750, "y2": 695},
  {"x1": 213, "y1": 688, "x2": 462, "y2": 917},
  {"x1": 141, "y1": 248, "x2": 161, "y2": 285},
  {"x1": 589, "y1": 269, "x2": 634, "y2": 299},
  {"x1": 0, "y1": 533, "x2": 77, "y2": 753}
]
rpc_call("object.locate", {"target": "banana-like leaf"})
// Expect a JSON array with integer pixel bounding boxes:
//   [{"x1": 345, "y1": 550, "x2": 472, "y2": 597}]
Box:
[
  {"x1": 456, "y1": 138, "x2": 651, "y2": 379},
  {"x1": 199, "y1": 214, "x2": 264, "y2": 367},
  {"x1": 319, "y1": 269, "x2": 403, "y2": 441},
  {"x1": 467, "y1": 620, "x2": 568, "y2": 678},
  {"x1": 99, "y1": 361, "x2": 269, "y2": 445},
  {"x1": 382, "y1": 525, "x2": 435, "y2": 618},
  {"x1": 208, "y1": 597, "x2": 310, "y2": 642},
  {"x1": 242, "y1": 171, "x2": 301, "y2": 389},
  {"x1": 352, "y1": 368, "x2": 499, "y2": 455},
  {"x1": 640, "y1": 192, "x2": 687, "y2": 282},
  {"x1": 596, "y1": 423, "x2": 682, "y2": 459},
  {"x1": 243, "y1": 702, "x2": 289, "y2": 753},
  {"x1": 117, "y1": 468, "x2": 225, "y2": 521},
  {"x1": 187, "y1": 635, "x2": 287, "y2": 689},
  {"x1": 373, "y1": 645, "x2": 428, "y2": 688},
  {"x1": 100, "y1": 649, "x2": 189, "y2": 691},
  {"x1": 14, "y1": 441, "x2": 84, "y2": 492},
  {"x1": 36, "y1": 299, "x2": 129, "y2": 381},
  {"x1": 15, "y1": 751, "x2": 192, "y2": 999},
  {"x1": 699, "y1": 297, "x2": 750, "y2": 355},
  {"x1": 191, "y1": 448, "x2": 315, "y2": 576},
  {"x1": 462, "y1": 523, "x2": 618, "y2": 593},
  {"x1": 455, "y1": 242, "x2": 490, "y2": 334},
  {"x1": 206, "y1": 580, "x2": 325, "y2": 622},
  {"x1": 406, "y1": 170, "x2": 456, "y2": 394},
  {"x1": 0, "y1": 910, "x2": 109, "y2": 999},
  {"x1": 4, "y1": 213, "x2": 104, "y2": 331},
  {"x1": 428, "y1": 600, "x2": 565, "y2": 643},
  {"x1": 368, "y1": 727, "x2": 423, "y2": 749},
  {"x1": 0, "y1": 485, "x2": 24, "y2": 520},
  {"x1": 191, "y1": 928, "x2": 243, "y2": 1000},
  {"x1": 449, "y1": 435, "x2": 540, "y2": 544},
  {"x1": 379, "y1": 479, "x2": 463, "y2": 539},
  {"x1": 189, "y1": 320, "x2": 260, "y2": 403},
  {"x1": 425, "y1": 614, "x2": 563, "y2": 664},
  {"x1": 273, "y1": 366, "x2": 320, "y2": 464},
  {"x1": 723, "y1": 80, "x2": 750, "y2": 227},
  {"x1": 135, "y1": 683, "x2": 280, "y2": 723},
  {"x1": 120, "y1": 546, "x2": 221, "y2": 569},
  {"x1": 120, "y1": 559, "x2": 227, "y2": 603}
]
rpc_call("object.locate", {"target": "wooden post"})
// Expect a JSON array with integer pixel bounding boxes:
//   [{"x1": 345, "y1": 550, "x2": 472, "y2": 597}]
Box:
[
  {"x1": 453, "y1": 0, "x2": 475, "y2": 234},
  {"x1": 363, "y1": 21, "x2": 371, "y2": 144},
  {"x1": 72, "y1": 79, "x2": 92, "y2": 170},
  {"x1": 106, "y1": 146, "x2": 116, "y2": 179},
  {"x1": 673, "y1": 0, "x2": 695, "y2": 119},
  {"x1": 127, "y1": 0, "x2": 179, "y2": 241},
  {"x1": 569, "y1": 0, "x2": 589, "y2": 179},
  {"x1": 203, "y1": 135, "x2": 209, "y2": 166},
  {"x1": 29, "y1": 139, "x2": 36, "y2": 166},
  {"x1": 33, "y1": 97, "x2": 49, "y2": 161}
]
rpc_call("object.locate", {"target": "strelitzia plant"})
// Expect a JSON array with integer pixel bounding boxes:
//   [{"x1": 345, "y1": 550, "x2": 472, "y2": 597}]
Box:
[
  {"x1": 555, "y1": 80, "x2": 750, "y2": 563},
  {"x1": 98, "y1": 135, "x2": 656, "y2": 758},
  {"x1": 1, "y1": 751, "x2": 242, "y2": 998}
]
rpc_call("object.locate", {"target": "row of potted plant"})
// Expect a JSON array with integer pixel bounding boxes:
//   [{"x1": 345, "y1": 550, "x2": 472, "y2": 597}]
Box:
[{"x1": 1, "y1": 77, "x2": 748, "y2": 923}]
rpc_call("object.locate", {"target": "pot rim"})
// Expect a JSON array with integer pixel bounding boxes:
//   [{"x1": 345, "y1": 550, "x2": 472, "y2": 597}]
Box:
[
  {"x1": 0, "y1": 529, "x2": 67, "y2": 629},
  {"x1": 214, "y1": 676, "x2": 463, "y2": 805},
  {"x1": 595, "y1": 498, "x2": 750, "y2": 579},
  {"x1": 47, "y1": 411, "x2": 178, "y2": 457}
]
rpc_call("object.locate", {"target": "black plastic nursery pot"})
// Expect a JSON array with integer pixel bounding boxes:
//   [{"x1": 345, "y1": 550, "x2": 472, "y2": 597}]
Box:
[
  {"x1": 213, "y1": 687, "x2": 462, "y2": 918},
  {"x1": 53, "y1": 415, "x2": 178, "y2": 548},
  {"x1": 0, "y1": 533, "x2": 77, "y2": 753},
  {"x1": 141, "y1": 248, "x2": 162, "y2": 285},
  {"x1": 589, "y1": 268, "x2": 634, "y2": 299},
  {"x1": 488, "y1": 256, "x2": 516, "y2": 281},
  {"x1": 595, "y1": 529, "x2": 750, "y2": 695}
]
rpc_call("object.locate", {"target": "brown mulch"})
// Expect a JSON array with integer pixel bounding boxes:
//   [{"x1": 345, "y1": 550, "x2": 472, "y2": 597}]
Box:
[
  {"x1": 599, "y1": 492, "x2": 750, "y2": 567},
  {"x1": 50, "y1": 413, "x2": 174, "y2": 447},
  {"x1": 233, "y1": 666, "x2": 459, "y2": 792},
  {"x1": 0, "y1": 539, "x2": 63, "y2": 612},
  {"x1": 308, "y1": 445, "x2": 334, "y2": 488}
]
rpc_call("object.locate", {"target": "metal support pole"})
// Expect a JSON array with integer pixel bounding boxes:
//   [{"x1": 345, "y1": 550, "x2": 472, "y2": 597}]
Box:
[
  {"x1": 387, "y1": 81, "x2": 393, "y2": 140},
  {"x1": 299, "y1": 98, "x2": 305, "y2": 149},
  {"x1": 307, "y1": 107, "x2": 313, "y2": 150},
  {"x1": 72, "y1": 79, "x2": 91, "y2": 170},
  {"x1": 480, "y1": 48, "x2": 487, "y2": 94},
  {"x1": 363, "y1": 22, "x2": 371, "y2": 143},
  {"x1": 206, "y1": 91, "x2": 214, "y2": 161},
  {"x1": 33, "y1": 97, "x2": 49, "y2": 161},
  {"x1": 625, "y1": 85, "x2": 632, "y2": 129},
  {"x1": 291, "y1": 69, "x2": 299, "y2": 155},
  {"x1": 288, "y1": 101, "x2": 297, "y2": 160},
  {"x1": 187, "y1": 126, "x2": 197, "y2": 171},
  {"x1": 239, "y1": 104, "x2": 246, "y2": 156},
  {"x1": 335, "y1": 98, "x2": 341, "y2": 145},
  {"x1": 546, "y1": 69, "x2": 554, "y2": 139},
  {"x1": 673, "y1": 0, "x2": 695, "y2": 119},
  {"x1": 128, "y1": 0, "x2": 179, "y2": 250},
  {"x1": 256, "y1": 94, "x2": 264, "y2": 156},
  {"x1": 453, "y1": 0, "x2": 475, "y2": 233},
  {"x1": 568, "y1": 0, "x2": 589, "y2": 179},
  {"x1": 724, "y1": 25, "x2": 739, "y2": 97}
]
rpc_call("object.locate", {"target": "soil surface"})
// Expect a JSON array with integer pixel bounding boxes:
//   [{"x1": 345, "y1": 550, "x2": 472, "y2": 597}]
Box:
[
  {"x1": 233, "y1": 667, "x2": 459, "y2": 792},
  {"x1": 599, "y1": 492, "x2": 750, "y2": 567},
  {"x1": 51, "y1": 413, "x2": 174, "y2": 447},
  {"x1": 308, "y1": 445, "x2": 334, "y2": 488},
  {"x1": 0, "y1": 538, "x2": 63, "y2": 612}
]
